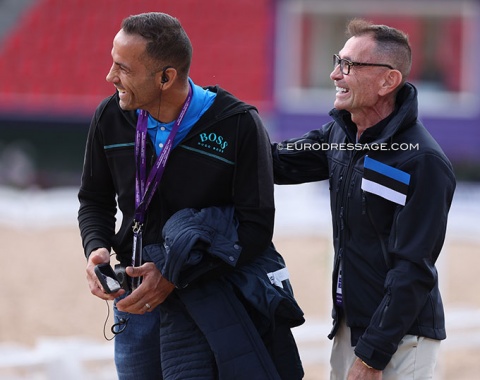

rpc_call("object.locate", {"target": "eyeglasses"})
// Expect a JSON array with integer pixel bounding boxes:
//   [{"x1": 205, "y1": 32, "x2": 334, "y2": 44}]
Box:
[{"x1": 333, "y1": 54, "x2": 394, "y2": 75}]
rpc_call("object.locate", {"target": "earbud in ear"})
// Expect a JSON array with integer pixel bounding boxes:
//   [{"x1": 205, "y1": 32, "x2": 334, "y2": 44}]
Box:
[{"x1": 160, "y1": 65, "x2": 173, "y2": 84}]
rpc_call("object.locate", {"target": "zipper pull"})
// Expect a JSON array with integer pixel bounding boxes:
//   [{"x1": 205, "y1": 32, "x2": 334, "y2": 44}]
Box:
[
  {"x1": 339, "y1": 206, "x2": 344, "y2": 231},
  {"x1": 362, "y1": 191, "x2": 366, "y2": 215},
  {"x1": 379, "y1": 288, "x2": 392, "y2": 328},
  {"x1": 336, "y1": 175, "x2": 343, "y2": 193},
  {"x1": 347, "y1": 177, "x2": 356, "y2": 198}
]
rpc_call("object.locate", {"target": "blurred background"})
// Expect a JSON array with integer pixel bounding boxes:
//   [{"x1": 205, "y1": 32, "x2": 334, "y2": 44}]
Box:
[{"x1": 0, "y1": 0, "x2": 479, "y2": 379}]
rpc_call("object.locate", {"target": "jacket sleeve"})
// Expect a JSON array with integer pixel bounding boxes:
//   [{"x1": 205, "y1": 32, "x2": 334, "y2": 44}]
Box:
[
  {"x1": 355, "y1": 152, "x2": 456, "y2": 370},
  {"x1": 272, "y1": 128, "x2": 330, "y2": 185},
  {"x1": 232, "y1": 109, "x2": 276, "y2": 264},
  {"x1": 77, "y1": 100, "x2": 118, "y2": 258}
]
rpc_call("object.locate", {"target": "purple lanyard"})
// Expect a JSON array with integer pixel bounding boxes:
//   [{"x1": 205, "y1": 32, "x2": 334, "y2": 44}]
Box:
[
  {"x1": 130, "y1": 86, "x2": 192, "y2": 287},
  {"x1": 134, "y1": 86, "x2": 192, "y2": 225}
]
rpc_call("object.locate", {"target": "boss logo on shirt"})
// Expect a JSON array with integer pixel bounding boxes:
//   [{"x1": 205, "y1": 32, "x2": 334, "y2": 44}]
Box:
[
  {"x1": 179, "y1": 133, "x2": 234, "y2": 165},
  {"x1": 199, "y1": 132, "x2": 229, "y2": 151}
]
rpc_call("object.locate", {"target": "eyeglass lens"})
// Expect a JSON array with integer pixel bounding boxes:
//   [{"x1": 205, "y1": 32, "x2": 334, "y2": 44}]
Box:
[{"x1": 333, "y1": 55, "x2": 349, "y2": 75}]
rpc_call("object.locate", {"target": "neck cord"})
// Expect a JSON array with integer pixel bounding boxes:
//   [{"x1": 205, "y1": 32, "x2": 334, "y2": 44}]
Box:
[{"x1": 130, "y1": 86, "x2": 193, "y2": 289}]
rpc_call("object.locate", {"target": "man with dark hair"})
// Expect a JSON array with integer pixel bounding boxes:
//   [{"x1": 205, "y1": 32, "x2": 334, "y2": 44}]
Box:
[
  {"x1": 78, "y1": 12, "x2": 304, "y2": 380},
  {"x1": 273, "y1": 18, "x2": 455, "y2": 379}
]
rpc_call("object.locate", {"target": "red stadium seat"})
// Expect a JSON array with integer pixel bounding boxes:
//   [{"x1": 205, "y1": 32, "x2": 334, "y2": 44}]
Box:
[{"x1": 0, "y1": 0, "x2": 272, "y2": 115}]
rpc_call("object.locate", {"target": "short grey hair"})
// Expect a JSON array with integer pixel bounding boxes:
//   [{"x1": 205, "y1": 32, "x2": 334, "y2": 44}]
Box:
[{"x1": 346, "y1": 18, "x2": 412, "y2": 84}]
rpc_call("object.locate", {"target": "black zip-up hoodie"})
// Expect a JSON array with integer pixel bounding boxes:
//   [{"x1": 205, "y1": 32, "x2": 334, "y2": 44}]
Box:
[
  {"x1": 78, "y1": 85, "x2": 275, "y2": 270},
  {"x1": 272, "y1": 83, "x2": 456, "y2": 370}
]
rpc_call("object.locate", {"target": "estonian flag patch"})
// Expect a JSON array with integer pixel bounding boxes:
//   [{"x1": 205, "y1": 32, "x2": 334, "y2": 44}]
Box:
[{"x1": 361, "y1": 156, "x2": 410, "y2": 206}]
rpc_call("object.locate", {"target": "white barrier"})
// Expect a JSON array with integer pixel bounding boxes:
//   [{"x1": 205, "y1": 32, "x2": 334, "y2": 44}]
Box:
[{"x1": 0, "y1": 337, "x2": 116, "y2": 380}]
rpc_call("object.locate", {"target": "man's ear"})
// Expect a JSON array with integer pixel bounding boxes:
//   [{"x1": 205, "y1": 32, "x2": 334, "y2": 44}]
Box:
[
  {"x1": 379, "y1": 69, "x2": 403, "y2": 96},
  {"x1": 157, "y1": 66, "x2": 177, "y2": 89}
]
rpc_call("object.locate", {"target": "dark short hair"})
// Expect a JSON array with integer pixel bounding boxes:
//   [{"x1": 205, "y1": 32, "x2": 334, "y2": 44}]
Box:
[
  {"x1": 121, "y1": 12, "x2": 192, "y2": 80},
  {"x1": 346, "y1": 18, "x2": 412, "y2": 83}
]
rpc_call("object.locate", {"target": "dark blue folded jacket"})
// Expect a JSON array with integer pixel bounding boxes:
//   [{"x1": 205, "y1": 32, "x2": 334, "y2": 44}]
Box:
[{"x1": 143, "y1": 206, "x2": 305, "y2": 379}]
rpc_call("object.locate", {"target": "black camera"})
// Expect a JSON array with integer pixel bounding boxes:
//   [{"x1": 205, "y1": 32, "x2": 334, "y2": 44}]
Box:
[
  {"x1": 114, "y1": 264, "x2": 131, "y2": 291},
  {"x1": 94, "y1": 263, "x2": 131, "y2": 293}
]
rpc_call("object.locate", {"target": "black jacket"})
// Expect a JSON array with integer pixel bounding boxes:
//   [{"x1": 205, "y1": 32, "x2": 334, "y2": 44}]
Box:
[
  {"x1": 78, "y1": 85, "x2": 275, "y2": 268},
  {"x1": 272, "y1": 83, "x2": 456, "y2": 370}
]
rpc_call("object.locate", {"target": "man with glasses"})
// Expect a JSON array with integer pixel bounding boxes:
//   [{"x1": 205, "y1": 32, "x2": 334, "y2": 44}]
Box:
[{"x1": 273, "y1": 19, "x2": 455, "y2": 379}]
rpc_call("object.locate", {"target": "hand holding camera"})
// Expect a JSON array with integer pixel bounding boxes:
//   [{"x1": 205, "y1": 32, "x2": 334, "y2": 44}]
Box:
[
  {"x1": 94, "y1": 263, "x2": 131, "y2": 293},
  {"x1": 86, "y1": 248, "x2": 125, "y2": 299}
]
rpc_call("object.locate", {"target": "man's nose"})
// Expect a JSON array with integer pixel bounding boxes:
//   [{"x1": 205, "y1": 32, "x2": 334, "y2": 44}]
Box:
[
  {"x1": 330, "y1": 64, "x2": 342, "y2": 81},
  {"x1": 106, "y1": 63, "x2": 117, "y2": 83}
]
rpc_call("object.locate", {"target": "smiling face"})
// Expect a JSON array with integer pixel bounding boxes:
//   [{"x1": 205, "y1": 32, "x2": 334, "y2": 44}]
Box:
[
  {"x1": 105, "y1": 29, "x2": 162, "y2": 114},
  {"x1": 330, "y1": 35, "x2": 395, "y2": 128}
]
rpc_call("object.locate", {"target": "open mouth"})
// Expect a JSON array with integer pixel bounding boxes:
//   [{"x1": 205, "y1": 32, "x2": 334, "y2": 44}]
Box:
[
  {"x1": 115, "y1": 87, "x2": 127, "y2": 96},
  {"x1": 336, "y1": 86, "x2": 349, "y2": 94}
]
